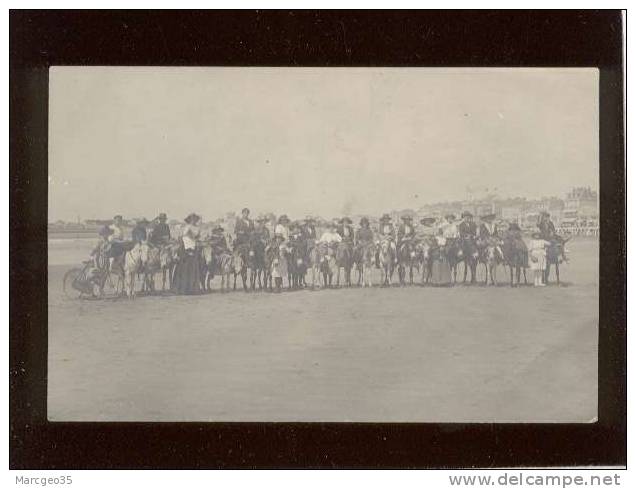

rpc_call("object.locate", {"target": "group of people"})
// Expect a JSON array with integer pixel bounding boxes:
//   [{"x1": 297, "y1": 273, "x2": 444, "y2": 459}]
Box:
[{"x1": 90, "y1": 207, "x2": 564, "y2": 294}]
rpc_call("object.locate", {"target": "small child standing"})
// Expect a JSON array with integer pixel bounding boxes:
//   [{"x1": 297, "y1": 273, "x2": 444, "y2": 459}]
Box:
[{"x1": 528, "y1": 232, "x2": 549, "y2": 286}]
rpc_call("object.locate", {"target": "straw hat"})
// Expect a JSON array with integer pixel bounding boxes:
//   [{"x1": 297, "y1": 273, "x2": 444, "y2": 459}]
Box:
[{"x1": 184, "y1": 213, "x2": 201, "y2": 224}]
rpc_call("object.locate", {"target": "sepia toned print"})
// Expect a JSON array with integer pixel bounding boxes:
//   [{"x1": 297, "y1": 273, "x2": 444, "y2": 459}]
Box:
[{"x1": 48, "y1": 67, "x2": 598, "y2": 422}]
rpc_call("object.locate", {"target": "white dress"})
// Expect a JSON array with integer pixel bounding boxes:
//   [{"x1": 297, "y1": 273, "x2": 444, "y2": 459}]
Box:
[
  {"x1": 274, "y1": 224, "x2": 289, "y2": 241},
  {"x1": 529, "y1": 238, "x2": 548, "y2": 271},
  {"x1": 319, "y1": 231, "x2": 342, "y2": 244}
]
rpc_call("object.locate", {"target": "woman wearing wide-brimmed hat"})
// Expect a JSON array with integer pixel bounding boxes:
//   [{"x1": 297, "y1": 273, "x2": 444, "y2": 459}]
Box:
[
  {"x1": 478, "y1": 213, "x2": 498, "y2": 239},
  {"x1": 172, "y1": 212, "x2": 202, "y2": 295},
  {"x1": 397, "y1": 215, "x2": 416, "y2": 244},
  {"x1": 337, "y1": 216, "x2": 354, "y2": 243},
  {"x1": 418, "y1": 217, "x2": 437, "y2": 236},
  {"x1": 478, "y1": 213, "x2": 504, "y2": 262},
  {"x1": 274, "y1": 214, "x2": 290, "y2": 241},
  {"x1": 318, "y1": 221, "x2": 343, "y2": 245},
  {"x1": 425, "y1": 219, "x2": 452, "y2": 287},
  {"x1": 440, "y1": 213, "x2": 459, "y2": 243}
]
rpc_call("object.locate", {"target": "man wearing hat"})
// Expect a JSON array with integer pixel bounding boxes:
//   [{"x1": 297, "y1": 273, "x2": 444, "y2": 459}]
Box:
[
  {"x1": 337, "y1": 217, "x2": 355, "y2": 244},
  {"x1": 301, "y1": 216, "x2": 317, "y2": 242},
  {"x1": 537, "y1": 211, "x2": 557, "y2": 240},
  {"x1": 289, "y1": 221, "x2": 304, "y2": 242},
  {"x1": 377, "y1": 213, "x2": 397, "y2": 265},
  {"x1": 149, "y1": 213, "x2": 171, "y2": 246},
  {"x1": 253, "y1": 214, "x2": 271, "y2": 243},
  {"x1": 478, "y1": 213, "x2": 498, "y2": 240},
  {"x1": 397, "y1": 215, "x2": 416, "y2": 245},
  {"x1": 108, "y1": 215, "x2": 125, "y2": 243},
  {"x1": 234, "y1": 207, "x2": 255, "y2": 247},
  {"x1": 209, "y1": 225, "x2": 229, "y2": 254},
  {"x1": 274, "y1": 214, "x2": 290, "y2": 241},
  {"x1": 378, "y1": 214, "x2": 395, "y2": 240},
  {"x1": 355, "y1": 217, "x2": 374, "y2": 247},
  {"x1": 458, "y1": 211, "x2": 477, "y2": 240},
  {"x1": 507, "y1": 221, "x2": 521, "y2": 233},
  {"x1": 105, "y1": 215, "x2": 126, "y2": 269},
  {"x1": 478, "y1": 213, "x2": 504, "y2": 261},
  {"x1": 131, "y1": 218, "x2": 149, "y2": 245}
]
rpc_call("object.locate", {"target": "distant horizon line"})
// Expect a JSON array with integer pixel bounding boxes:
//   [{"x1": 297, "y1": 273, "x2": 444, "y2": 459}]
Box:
[{"x1": 49, "y1": 185, "x2": 597, "y2": 223}]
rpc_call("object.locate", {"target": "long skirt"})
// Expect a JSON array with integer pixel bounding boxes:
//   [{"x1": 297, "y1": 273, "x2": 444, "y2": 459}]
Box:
[
  {"x1": 430, "y1": 257, "x2": 452, "y2": 286},
  {"x1": 172, "y1": 250, "x2": 201, "y2": 295}
]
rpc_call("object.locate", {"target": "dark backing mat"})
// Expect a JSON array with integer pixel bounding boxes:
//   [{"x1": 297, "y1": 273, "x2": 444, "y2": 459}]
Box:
[{"x1": 9, "y1": 10, "x2": 626, "y2": 469}]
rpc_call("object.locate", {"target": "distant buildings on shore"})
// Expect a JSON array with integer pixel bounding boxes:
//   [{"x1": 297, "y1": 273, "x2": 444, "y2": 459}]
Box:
[
  {"x1": 48, "y1": 186, "x2": 599, "y2": 237},
  {"x1": 414, "y1": 186, "x2": 598, "y2": 235}
]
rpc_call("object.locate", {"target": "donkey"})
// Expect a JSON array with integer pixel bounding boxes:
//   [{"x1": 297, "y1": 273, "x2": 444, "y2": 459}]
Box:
[
  {"x1": 481, "y1": 241, "x2": 502, "y2": 286},
  {"x1": 502, "y1": 235, "x2": 529, "y2": 287},
  {"x1": 397, "y1": 238, "x2": 419, "y2": 286},
  {"x1": 287, "y1": 238, "x2": 308, "y2": 289},
  {"x1": 215, "y1": 251, "x2": 235, "y2": 293},
  {"x1": 308, "y1": 242, "x2": 326, "y2": 289},
  {"x1": 123, "y1": 242, "x2": 148, "y2": 298},
  {"x1": 263, "y1": 243, "x2": 277, "y2": 291},
  {"x1": 459, "y1": 237, "x2": 480, "y2": 285},
  {"x1": 356, "y1": 242, "x2": 376, "y2": 287},
  {"x1": 352, "y1": 242, "x2": 374, "y2": 287},
  {"x1": 378, "y1": 239, "x2": 396, "y2": 286},
  {"x1": 545, "y1": 237, "x2": 570, "y2": 285},
  {"x1": 158, "y1": 242, "x2": 180, "y2": 291},
  {"x1": 247, "y1": 237, "x2": 266, "y2": 291},
  {"x1": 232, "y1": 244, "x2": 249, "y2": 291},
  {"x1": 444, "y1": 239, "x2": 463, "y2": 285},
  {"x1": 319, "y1": 243, "x2": 337, "y2": 288},
  {"x1": 334, "y1": 241, "x2": 353, "y2": 287},
  {"x1": 416, "y1": 239, "x2": 433, "y2": 285},
  {"x1": 140, "y1": 245, "x2": 161, "y2": 293},
  {"x1": 200, "y1": 243, "x2": 216, "y2": 292}
]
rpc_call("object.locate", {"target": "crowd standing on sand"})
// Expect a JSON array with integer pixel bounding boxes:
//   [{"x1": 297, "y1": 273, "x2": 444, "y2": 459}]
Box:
[{"x1": 76, "y1": 207, "x2": 570, "y2": 299}]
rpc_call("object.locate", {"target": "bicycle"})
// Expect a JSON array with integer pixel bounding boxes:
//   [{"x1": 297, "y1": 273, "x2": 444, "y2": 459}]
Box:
[{"x1": 63, "y1": 257, "x2": 121, "y2": 300}]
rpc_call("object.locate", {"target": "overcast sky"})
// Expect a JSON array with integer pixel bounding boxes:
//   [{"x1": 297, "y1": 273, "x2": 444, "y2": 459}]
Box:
[{"x1": 49, "y1": 67, "x2": 598, "y2": 222}]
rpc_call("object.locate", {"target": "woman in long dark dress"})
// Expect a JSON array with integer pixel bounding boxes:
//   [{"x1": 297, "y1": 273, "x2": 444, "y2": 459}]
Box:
[
  {"x1": 172, "y1": 213, "x2": 202, "y2": 295},
  {"x1": 429, "y1": 230, "x2": 452, "y2": 286}
]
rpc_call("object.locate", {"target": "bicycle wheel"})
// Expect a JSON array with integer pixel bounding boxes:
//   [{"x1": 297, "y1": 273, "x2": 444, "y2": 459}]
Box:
[
  {"x1": 97, "y1": 270, "x2": 121, "y2": 298},
  {"x1": 63, "y1": 268, "x2": 91, "y2": 299}
]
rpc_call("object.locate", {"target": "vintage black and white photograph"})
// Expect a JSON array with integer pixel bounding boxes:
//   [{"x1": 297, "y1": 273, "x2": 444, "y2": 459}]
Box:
[
  {"x1": 46, "y1": 66, "x2": 599, "y2": 423},
  {"x1": 47, "y1": 67, "x2": 599, "y2": 423}
]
